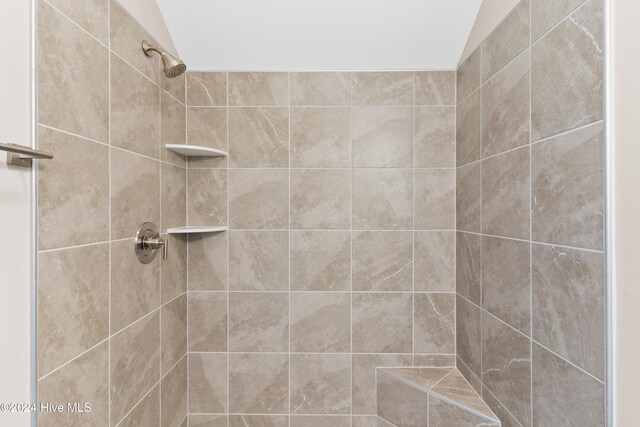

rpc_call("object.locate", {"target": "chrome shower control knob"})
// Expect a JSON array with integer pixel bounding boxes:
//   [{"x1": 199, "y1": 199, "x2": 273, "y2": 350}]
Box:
[{"x1": 134, "y1": 222, "x2": 168, "y2": 264}]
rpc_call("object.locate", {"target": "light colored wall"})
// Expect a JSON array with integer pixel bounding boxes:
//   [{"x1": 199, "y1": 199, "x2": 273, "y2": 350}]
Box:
[
  {"x1": 611, "y1": 0, "x2": 640, "y2": 425},
  {"x1": 459, "y1": 0, "x2": 520, "y2": 64},
  {"x1": 119, "y1": 0, "x2": 178, "y2": 56}
]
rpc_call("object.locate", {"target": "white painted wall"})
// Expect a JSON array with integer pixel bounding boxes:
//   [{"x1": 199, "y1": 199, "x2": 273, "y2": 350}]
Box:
[
  {"x1": 458, "y1": 0, "x2": 520, "y2": 64},
  {"x1": 611, "y1": 0, "x2": 640, "y2": 425},
  {"x1": 119, "y1": 0, "x2": 178, "y2": 55},
  {"x1": 0, "y1": 0, "x2": 33, "y2": 426}
]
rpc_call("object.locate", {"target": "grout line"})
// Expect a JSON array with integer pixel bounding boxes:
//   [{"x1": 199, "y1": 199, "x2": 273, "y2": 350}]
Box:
[
  {"x1": 107, "y1": 0, "x2": 112, "y2": 423},
  {"x1": 287, "y1": 71, "x2": 292, "y2": 427},
  {"x1": 458, "y1": 229, "x2": 605, "y2": 254},
  {"x1": 529, "y1": 4, "x2": 534, "y2": 422}
]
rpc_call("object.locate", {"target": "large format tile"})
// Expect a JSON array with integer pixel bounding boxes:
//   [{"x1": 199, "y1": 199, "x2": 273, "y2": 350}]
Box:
[
  {"x1": 229, "y1": 415, "x2": 288, "y2": 427},
  {"x1": 456, "y1": 162, "x2": 481, "y2": 233},
  {"x1": 482, "y1": 146, "x2": 530, "y2": 239},
  {"x1": 414, "y1": 71, "x2": 456, "y2": 106},
  {"x1": 162, "y1": 234, "x2": 187, "y2": 303},
  {"x1": 531, "y1": 121, "x2": 604, "y2": 250},
  {"x1": 187, "y1": 107, "x2": 227, "y2": 152},
  {"x1": 187, "y1": 72, "x2": 227, "y2": 106},
  {"x1": 38, "y1": 1, "x2": 109, "y2": 142},
  {"x1": 531, "y1": 0, "x2": 603, "y2": 141},
  {"x1": 290, "y1": 354, "x2": 351, "y2": 414},
  {"x1": 187, "y1": 169, "x2": 227, "y2": 227},
  {"x1": 117, "y1": 385, "x2": 160, "y2": 427},
  {"x1": 229, "y1": 72, "x2": 289, "y2": 106},
  {"x1": 532, "y1": 343, "x2": 605, "y2": 426},
  {"x1": 290, "y1": 292, "x2": 350, "y2": 352},
  {"x1": 110, "y1": 311, "x2": 160, "y2": 425},
  {"x1": 414, "y1": 293, "x2": 455, "y2": 353},
  {"x1": 352, "y1": 72, "x2": 413, "y2": 105},
  {"x1": 161, "y1": 294, "x2": 186, "y2": 376},
  {"x1": 414, "y1": 107, "x2": 456, "y2": 168},
  {"x1": 290, "y1": 72, "x2": 351, "y2": 106},
  {"x1": 38, "y1": 341, "x2": 109, "y2": 426},
  {"x1": 45, "y1": 0, "x2": 108, "y2": 43},
  {"x1": 414, "y1": 231, "x2": 455, "y2": 292},
  {"x1": 532, "y1": 244, "x2": 605, "y2": 379},
  {"x1": 229, "y1": 353, "x2": 289, "y2": 413},
  {"x1": 229, "y1": 292, "x2": 289, "y2": 352},
  {"x1": 161, "y1": 162, "x2": 186, "y2": 231},
  {"x1": 290, "y1": 416, "x2": 350, "y2": 427},
  {"x1": 352, "y1": 293, "x2": 412, "y2": 353},
  {"x1": 353, "y1": 107, "x2": 413, "y2": 167},
  {"x1": 188, "y1": 233, "x2": 227, "y2": 291},
  {"x1": 291, "y1": 169, "x2": 351, "y2": 229},
  {"x1": 531, "y1": 0, "x2": 589, "y2": 42},
  {"x1": 160, "y1": 357, "x2": 187, "y2": 427},
  {"x1": 111, "y1": 54, "x2": 160, "y2": 159},
  {"x1": 457, "y1": 48, "x2": 481, "y2": 103},
  {"x1": 229, "y1": 169, "x2": 289, "y2": 229},
  {"x1": 37, "y1": 127, "x2": 109, "y2": 250},
  {"x1": 352, "y1": 231, "x2": 413, "y2": 292},
  {"x1": 188, "y1": 292, "x2": 227, "y2": 352},
  {"x1": 429, "y1": 396, "x2": 499, "y2": 427},
  {"x1": 161, "y1": 91, "x2": 186, "y2": 167},
  {"x1": 229, "y1": 107, "x2": 289, "y2": 167},
  {"x1": 189, "y1": 414, "x2": 227, "y2": 427},
  {"x1": 291, "y1": 107, "x2": 351, "y2": 167},
  {"x1": 229, "y1": 230, "x2": 289, "y2": 291},
  {"x1": 352, "y1": 354, "x2": 412, "y2": 414},
  {"x1": 376, "y1": 371, "x2": 429, "y2": 426},
  {"x1": 414, "y1": 169, "x2": 455, "y2": 230},
  {"x1": 290, "y1": 231, "x2": 351, "y2": 291},
  {"x1": 456, "y1": 295, "x2": 482, "y2": 377},
  {"x1": 456, "y1": 91, "x2": 481, "y2": 166},
  {"x1": 189, "y1": 353, "x2": 227, "y2": 413},
  {"x1": 352, "y1": 169, "x2": 412, "y2": 230},
  {"x1": 456, "y1": 232, "x2": 481, "y2": 305}
]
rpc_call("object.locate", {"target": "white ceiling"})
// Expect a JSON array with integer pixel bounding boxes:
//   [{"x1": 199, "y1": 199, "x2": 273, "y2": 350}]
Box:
[{"x1": 156, "y1": 0, "x2": 482, "y2": 71}]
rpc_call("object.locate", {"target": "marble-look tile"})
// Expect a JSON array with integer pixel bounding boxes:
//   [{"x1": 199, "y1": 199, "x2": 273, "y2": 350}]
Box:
[
  {"x1": 161, "y1": 91, "x2": 187, "y2": 167},
  {"x1": 161, "y1": 295, "x2": 186, "y2": 376},
  {"x1": 229, "y1": 169, "x2": 289, "y2": 229},
  {"x1": 190, "y1": 415, "x2": 228, "y2": 427},
  {"x1": 457, "y1": 356, "x2": 484, "y2": 396},
  {"x1": 187, "y1": 169, "x2": 227, "y2": 227},
  {"x1": 189, "y1": 353, "x2": 227, "y2": 413},
  {"x1": 46, "y1": 0, "x2": 108, "y2": 42},
  {"x1": 110, "y1": 239, "x2": 160, "y2": 333},
  {"x1": 187, "y1": 107, "x2": 227, "y2": 153},
  {"x1": 457, "y1": 47, "x2": 481, "y2": 103},
  {"x1": 229, "y1": 292, "x2": 289, "y2": 352},
  {"x1": 414, "y1": 71, "x2": 456, "y2": 105},
  {"x1": 111, "y1": 149, "x2": 160, "y2": 240},
  {"x1": 352, "y1": 416, "x2": 386, "y2": 427},
  {"x1": 161, "y1": 71, "x2": 185, "y2": 104},
  {"x1": 482, "y1": 51, "x2": 530, "y2": 158},
  {"x1": 456, "y1": 295, "x2": 482, "y2": 377},
  {"x1": 229, "y1": 72, "x2": 289, "y2": 106},
  {"x1": 482, "y1": 313, "x2": 531, "y2": 426},
  {"x1": 188, "y1": 292, "x2": 227, "y2": 352},
  {"x1": 482, "y1": 0, "x2": 530, "y2": 82},
  {"x1": 531, "y1": 122, "x2": 604, "y2": 250},
  {"x1": 353, "y1": 107, "x2": 413, "y2": 167},
  {"x1": 352, "y1": 72, "x2": 413, "y2": 105},
  {"x1": 456, "y1": 162, "x2": 481, "y2": 233},
  {"x1": 413, "y1": 354, "x2": 456, "y2": 367},
  {"x1": 352, "y1": 354, "x2": 413, "y2": 414},
  {"x1": 482, "y1": 146, "x2": 530, "y2": 239},
  {"x1": 482, "y1": 386, "x2": 523, "y2": 427},
  {"x1": 229, "y1": 230, "x2": 288, "y2": 291},
  {"x1": 291, "y1": 169, "x2": 351, "y2": 229},
  {"x1": 38, "y1": 1, "x2": 109, "y2": 142},
  {"x1": 38, "y1": 341, "x2": 108, "y2": 427},
  {"x1": 290, "y1": 354, "x2": 351, "y2": 414},
  {"x1": 532, "y1": 343, "x2": 605, "y2": 426},
  {"x1": 482, "y1": 236, "x2": 531, "y2": 334},
  {"x1": 37, "y1": 126, "x2": 109, "y2": 250},
  {"x1": 376, "y1": 371, "x2": 429, "y2": 426},
  {"x1": 379, "y1": 367, "x2": 451, "y2": 392},
  {"x1": 414, "y1": 293, "x2": 455, "y2": 354},
  {"x1": 229, "y1": 353, "x2": 289, "y2": 413},
  {"x1": 532, "y1": 244, "x2": 605, "y2": 379},
  {"x1": 38, "y1": 244, "x2": 109, "y2": 377},
  {"x1": 188, "y1": 233, "x2": 227, "y2": 291},
  {"x1": 352, "y1": 231, "x2": 413, "y2": 292},
  {"x1": 414, "y1": 107, "x2": 456, "y2": 168},
  {"x1": 110, "y1": 0, "x2": 161, "y2": 84},
  {"x1": 290, "y1": 231, "x2": 350, "y2": 291},
  {"x1": 291, "y1": 107, "x2": 351, "y2": 167},
  {"x1": 290, "y1": 416, "x2": 350, "y2": 427},
  {"x1": 531, "y1": 0, "x2": 589, "y2": 42},
  {"x1": 229, "y1": 107, "x2": 289, "y2": 167},
  {"x1": 187, "y1": 72, "x2": 227, "y2": 106},
  {"x1": 110, "y1": 311, "x2": 160, "y2": 424},
  {"x1": 290, "y1": 72, "x2": 351, "y2": 106},
  {"x1": 161, "y1": 357, "x2": 187, "y2": 427},
  {"x1": 415, "y1": 169, "x2": 455, "y2": 230},
  {"x1": 352, "y1": 169, "x2": 413, "y2": 230},
  {"x1": 117, "y1": 385, "x2": 160, "y2": 427},
  {"x1": 457, "y1": 91, "x2": 481, "y2": 166},
  {"x1": 229, "y1": 415, "x2": 289, "y2": 427},
  {"x1": 415, "y1": 231, "x2": 455, "y2": 292},
  {"x1": 429, "y1": 396, "x2": 499, "y2": 427},
  {"x1": 290, "y1": 292, "x2": 350, "y2": 352},
  {"x1": 531, "y1": 0, "x2": 603, "y2": 141},
  {"x1": 456, "y1": 232, "x2": 481, "y2": 305},
  {"x1": 161, "y1": 162, "x2": 186, "y2": 231},
  {"x1": 111, "y1": 54, "x2": 160, "y2": 158},
  {"x1": 352, "y1": 293, "x2": 412, "y2": 353},
  {"x1": 431, "y1": 370, "x2": 497, "y2": 420},
  {"x1": 162, "y1": 234, "x2": 187, "y2": 303}
]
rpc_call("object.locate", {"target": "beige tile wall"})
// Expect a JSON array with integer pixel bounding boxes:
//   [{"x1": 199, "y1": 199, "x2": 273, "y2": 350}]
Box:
[
  {"x1": 36, "y1": 0, "x2": 187, "y2": 425},
  {"x1": 455, "y1": 0, "x2": 606, "y2": 425},
  {"x1": 185, "y1": 70, "x2": 458, "y2": 425}
]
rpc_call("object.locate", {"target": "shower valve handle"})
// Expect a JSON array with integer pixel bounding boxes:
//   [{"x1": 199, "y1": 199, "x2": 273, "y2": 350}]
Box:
[
  {"x1": 134, "y1": 222, "x2": 168, "y2": 264},
  {"x1": 145, "y1": 236, "x2": 168, "y2": 261}
]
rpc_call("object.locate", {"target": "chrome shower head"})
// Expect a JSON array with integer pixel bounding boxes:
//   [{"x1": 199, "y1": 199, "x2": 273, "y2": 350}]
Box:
[{"x1": 141, "y1": 40, "x2": 187, "y2": 78}]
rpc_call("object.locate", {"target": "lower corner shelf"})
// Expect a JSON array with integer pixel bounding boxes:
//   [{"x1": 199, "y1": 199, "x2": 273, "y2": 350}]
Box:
[{"x1": 167, "y1": 226, "x2": 228, "y2": 234}]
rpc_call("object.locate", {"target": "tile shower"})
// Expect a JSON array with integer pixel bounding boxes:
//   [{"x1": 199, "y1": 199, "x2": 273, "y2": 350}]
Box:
[{"x1": 33, "y1": 0, "x2": 607, "y2": 426}]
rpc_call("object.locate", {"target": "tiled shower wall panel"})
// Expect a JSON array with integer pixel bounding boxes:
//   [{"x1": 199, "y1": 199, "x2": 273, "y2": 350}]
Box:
[
  {"x1": 36, "y1": 1, "x2": 188, "y2": 425},
  {"x1": 185, "y1": 71, "x2": 458, "y2": 425},
  {"x1": 455, "y1": 0, "x2": 606, "y2": 425}
]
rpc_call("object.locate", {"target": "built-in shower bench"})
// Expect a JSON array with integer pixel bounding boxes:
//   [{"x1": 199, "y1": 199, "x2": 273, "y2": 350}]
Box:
[{"x1": 376, "y1": 367, "x2": 501, "y2": 426}]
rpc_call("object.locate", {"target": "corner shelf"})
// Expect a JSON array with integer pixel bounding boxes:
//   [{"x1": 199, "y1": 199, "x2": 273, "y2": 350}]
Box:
[
  {"x1": 167, "y1": 226, "x2": 228, "y2": 234},
  {"x1": 165, "y1": 144, "x2": 228, "y2": 157}
]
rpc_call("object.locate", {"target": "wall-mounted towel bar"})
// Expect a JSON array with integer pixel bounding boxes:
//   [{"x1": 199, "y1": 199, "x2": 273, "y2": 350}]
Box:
[{"x1": 0, "y1": 142, "x2": 53, "y2": 167}]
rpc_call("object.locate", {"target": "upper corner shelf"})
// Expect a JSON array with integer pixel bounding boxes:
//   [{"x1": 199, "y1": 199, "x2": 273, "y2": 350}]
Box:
[
  {"x1": 165, "y1": 144, "x2": 228, "y2": 157},
  {"x1": 167, "y1": 225, "x2": 228, "y2": 235}
]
